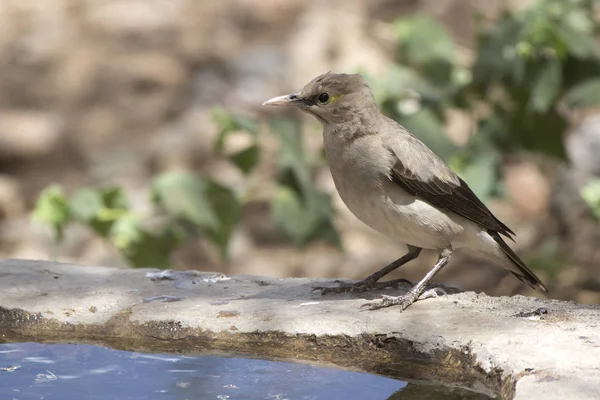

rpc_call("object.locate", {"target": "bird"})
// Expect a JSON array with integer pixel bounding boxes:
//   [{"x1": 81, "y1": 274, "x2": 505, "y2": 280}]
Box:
[{"x1": 263, "y1": 71, "x2": 547, "y2": 311}]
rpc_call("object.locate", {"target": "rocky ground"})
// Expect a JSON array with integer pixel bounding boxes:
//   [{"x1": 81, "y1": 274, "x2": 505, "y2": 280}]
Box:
[
  {"x1": 0, "y1": 0, "x2": 599, "y2": 303},
  {"x1": 2, "y1": 260, "x2": 599, "y2": 399}
]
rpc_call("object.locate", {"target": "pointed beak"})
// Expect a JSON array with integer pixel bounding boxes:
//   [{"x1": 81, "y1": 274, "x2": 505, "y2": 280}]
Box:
[{"x1": 262, "y1": 93, "x2": 303, "y2": 107}]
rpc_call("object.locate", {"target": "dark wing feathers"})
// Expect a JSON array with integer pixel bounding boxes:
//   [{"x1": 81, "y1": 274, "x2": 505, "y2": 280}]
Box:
[
  {"x1": 391, "y1": 158, "x2": 515, "y2": 239},
  {"x1": 386, "y1": 129, "x2": 547, "y2": 292}
]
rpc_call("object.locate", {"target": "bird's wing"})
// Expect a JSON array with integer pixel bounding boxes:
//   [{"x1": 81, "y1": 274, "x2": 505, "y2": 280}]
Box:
[
  {"x1": 384, "y1": 122, "x2": 548, "y2": 292},
  {"x1": 386, "y1": 125, "x2": 515, "y2": 238}
]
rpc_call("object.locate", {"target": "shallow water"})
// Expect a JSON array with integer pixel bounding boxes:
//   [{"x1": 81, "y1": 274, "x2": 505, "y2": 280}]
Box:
[{"x1": 0, "y1": 343, "x2": 489, "y2": 399}]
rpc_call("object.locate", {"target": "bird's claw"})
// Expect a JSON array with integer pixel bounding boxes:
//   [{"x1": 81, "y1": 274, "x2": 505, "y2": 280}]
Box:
[
  {"x1": 360, "y1": 286, "x2": 447, "y2": 311},
  {"x1": 360, "y1": 293, "x2": 418, "y2": 311},
  {"x1": 363, "y1": 292, "x2": 417, "y2": 311}
]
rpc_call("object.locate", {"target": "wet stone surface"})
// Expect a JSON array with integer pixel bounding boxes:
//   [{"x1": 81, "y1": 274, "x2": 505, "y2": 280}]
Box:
[{"x1": 0, "y1": 260, "x2": 599, "y2": 399}]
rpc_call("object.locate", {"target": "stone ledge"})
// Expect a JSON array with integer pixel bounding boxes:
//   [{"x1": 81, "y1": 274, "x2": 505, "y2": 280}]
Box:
[{"x1": 0, "y1": 259, "x2": 599, "y2": 399}]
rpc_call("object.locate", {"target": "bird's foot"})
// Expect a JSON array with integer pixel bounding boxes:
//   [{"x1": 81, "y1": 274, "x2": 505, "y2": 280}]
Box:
[
  {"x1": 361, "y1": 292, "x2": 419, "y2": 311},
  {"x1": 313, "y1": 278, "x2": 412, "y2": 294},
  {"x1": 361, "y1": 286, "x2": 447, "y2": 311}
]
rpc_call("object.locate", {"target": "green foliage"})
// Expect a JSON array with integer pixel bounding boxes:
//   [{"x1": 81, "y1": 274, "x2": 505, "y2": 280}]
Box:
[
  {"x1": 70, "y1": 187, "x2": 129, "y2": 237},
  {"x1": 581, "y1": 179, "x2": 600, "y2": 220},
  {"x1": 270, "y1": 118, "x2": 340, "y2": 248},
  {"x1": 32, "y1": 0, "x2": 599, "y2": 272},
  {"x1": 565, "y1": 78, "x2": 600, "y2": 107},
  {"x1": 32, "y1": 185, "x2": 71, "y2": 243},
  {"x1": 395, "y1": 16, "x2": 455, "y2": 86},
  {"x1": 33, "y1": 111, "x2": 339, "y2": 266},
  {"x1": 467, "y1": 0, "x2": 599, "y2": 160},
  {"x1": 212, "y1": 107, "x2": 261, "y2": 174},
  {"x1": 152, "y1": 173, "x2": 221, "y2": 232},
  {"x1": 372, "y1": 0, "x2": 600, "y2": 203},
  {"x1": 526, "y1": 236, "x2": 565, "y2": 279},
  {"x1": 152, "y1": 172, "x2": 242, "y2": 256},
  {"x1": 32, "y1": 184, "x2": 183, "y2": 268},
  {"x1": 110, "y1": 216, "x2": 182, "y2": 270},
  {"x1": 32, "y1": 171, "x2": 245, "y2": 268}
]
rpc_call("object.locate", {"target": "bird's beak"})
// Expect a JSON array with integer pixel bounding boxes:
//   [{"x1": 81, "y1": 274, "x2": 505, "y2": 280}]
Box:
[{"x1": 262, "y1": 93, "x2": 303, "y2": 107}]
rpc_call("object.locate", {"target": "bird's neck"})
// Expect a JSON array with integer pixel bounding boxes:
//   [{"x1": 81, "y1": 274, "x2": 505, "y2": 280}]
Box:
[{"x1": 326, "y1": 105, "x2": 382, "y2": 141}]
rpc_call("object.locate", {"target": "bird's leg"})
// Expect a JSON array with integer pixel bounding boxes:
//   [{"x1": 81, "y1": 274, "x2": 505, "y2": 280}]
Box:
[
  {"x1": 362, "y1": 247, "x2": 453, "y2": 311},
  {"x1": 314, "y1": 246, "x2": 422, "y2": 294}
]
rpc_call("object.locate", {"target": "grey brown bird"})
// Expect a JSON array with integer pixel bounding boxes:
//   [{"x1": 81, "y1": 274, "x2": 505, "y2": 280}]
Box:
[{"x1": 263, "y1": 72, "x2": 547, "y2": 311}]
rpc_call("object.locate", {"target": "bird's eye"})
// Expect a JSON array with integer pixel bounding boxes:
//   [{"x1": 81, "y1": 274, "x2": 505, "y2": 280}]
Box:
[{"x1": 318, "y1": 93, "x2": 330, "y2": 104}]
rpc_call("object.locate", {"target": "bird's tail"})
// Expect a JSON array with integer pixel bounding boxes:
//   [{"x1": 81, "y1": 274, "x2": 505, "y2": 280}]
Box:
[{"x1": 489, "y1": 230, "x2": 548, "y2": 293}]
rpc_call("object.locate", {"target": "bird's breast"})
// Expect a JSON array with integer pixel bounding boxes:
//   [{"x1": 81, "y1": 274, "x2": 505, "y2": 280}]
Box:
[
  {"x1": 333, "y1": 173, "x2": 464, "y2": 248},
  {"x1": 325, "y1": 141, "x2": 463, "y2": 249}
]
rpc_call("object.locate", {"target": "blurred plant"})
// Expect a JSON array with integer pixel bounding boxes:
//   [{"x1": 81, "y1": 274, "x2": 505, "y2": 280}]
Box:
[
  {"x1": 270, "y1": 118, "x2": 339, "y2": 248},
  {"x1": 212, "y1": 107, "x2": 261, "y2": 174},
  {"x1": 368, "y1": 0, "x2": 600, "y2": 201},
  {"x1": 526, "y1": 236, "x2": 565, "y2": 280},
  {"x1": 32, "y1": 177, "x2": 230, "y2": 268},
  {"x1": 361, "y1": 0, "x2": 600, "y2": 279},
  {"x1": 32, "y1": 185, "x2": 70, "y2": 244},
  {"x1": 33, "y1": 111, "x2": 339, "y2": 268},
  {"x1": 32, "y1": 0, "x2": 600, "y2": 271},
  {"x1": 212, "y1": 109, "x2": 339, "y2": 248},
  {"x1": 581, "y1": 179, "x2": 600, "y2": 220}
]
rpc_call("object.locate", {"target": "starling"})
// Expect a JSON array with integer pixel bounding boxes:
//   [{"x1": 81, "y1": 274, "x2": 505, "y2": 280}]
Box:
[{"x1": 264, "y1": 72, "x2": 547, "y2": 311}]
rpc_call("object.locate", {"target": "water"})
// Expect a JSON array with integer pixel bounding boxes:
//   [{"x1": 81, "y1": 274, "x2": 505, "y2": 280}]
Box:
[{"x1": 0, "y1": 343, "x2": 489, "y2": 399}]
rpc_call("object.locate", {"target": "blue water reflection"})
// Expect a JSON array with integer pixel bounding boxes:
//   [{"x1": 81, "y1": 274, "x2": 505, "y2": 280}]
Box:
[{"x1": 0, "y1": 343, "x2": 406, "y2": 400}]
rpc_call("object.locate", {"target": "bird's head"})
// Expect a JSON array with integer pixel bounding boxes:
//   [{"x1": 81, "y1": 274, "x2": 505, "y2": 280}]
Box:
[{"x1": 263, "y1": 72, "x2": 377, "y2": 125}]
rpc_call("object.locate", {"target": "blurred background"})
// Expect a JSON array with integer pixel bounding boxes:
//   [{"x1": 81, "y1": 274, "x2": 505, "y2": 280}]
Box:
[{"x1": 1, "y1": 0, "x2": 599, "y2": 303}]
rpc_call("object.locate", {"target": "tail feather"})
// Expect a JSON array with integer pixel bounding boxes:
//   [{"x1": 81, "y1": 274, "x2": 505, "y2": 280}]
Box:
[{"x1": 489, "y1": 230, "x2": 548, "y2": 293}]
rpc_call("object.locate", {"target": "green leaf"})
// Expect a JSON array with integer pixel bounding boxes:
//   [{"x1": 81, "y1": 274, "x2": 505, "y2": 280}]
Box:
[
  {"x1": 562, "y1": 7, "x2": 593, "y2": 35},
  {"x1": 152, "y1": 172, "x2": 241, "y2": 257},
  {"x1": 396, "y1": 15, "x2": 454, "y2": 66},
  {"x1": 97, "y1": 208, "x2": 129, "y2": 222},
  {"x1": 110, "y1": 215, "x2": 144, "y2": 250},
  {"x1": 212, "y1": 107, "x2": 259, "y2": 151},
  {"x1": 581, "y1": 179, "x2": 600, "y2": 220},
  {"x1": 365, "y1": 65, "x2": 426, "y2": 105},
  {"x1": 229, "y1": 145, "x2": 260, "y2": 174},
  {"x1": 270, "y1": 118, "x2": 304, "y2": 167},
  {"x1": 212, "y1": 108, "x2": 261, "y2": 175},
  {"x1": 397, "y1": 110, "x2": 457, "y2": 161},
  {"x1": 271, "y1": 185, "x2": 339, "y2": 248},
  {"x1": 565, "y1": 78, "x2": 600, "y2": 108},
  {"x1": 475, "y1": 108, "x2": 512, "y2": 150},
  {"x1": 70, "y1": 189, "x2": 103, "y2": 221},
  {"x1": 99, "y1": 187, "x2": 129, "y2": 210},
  {"x1": 32, "y1": 185, "x2": 71, "y2": 243},
  {"x1": 395, "y1": 15, "x2": 457, "y2": 85},
  {"x1": 152, "y1": 172, "x2": 220, "y2": 231},
  {"x1": 203, "y1": 181, "x2": 242, "y2": 257},
  {"x1": 270, "y1": 118, "x2": 311, "y2": 188},
  {"x1": 508, "y1": 108, "x2": 567, "y2": 160},
  {"x1": 556, "y1": 24, "x2": 600, "y2": 59},
  {"x1": 269, "y1": 116, "x2": 340, "y2": 248},
  {"x1": 272, "y1": 187, "x2": 317, "y2": 247},
  {"x1": 305, "y1": 190, "x2": 340, "y2": 248},
  {"x1": 527, "y1": 236, "x2": 564, "y2": 279},
  {"x1": 110, "y1": 216, "x2": 182, "y2": 268},
  {"x1": 530, "y1": 59, "x2": 562, "y2": 112},
  {"x1": 457, "y1": 151, "x2": 500, "y2": 201},
  {"x1": 71, "y1": 187, "x2": 130, "y2": 238}
]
